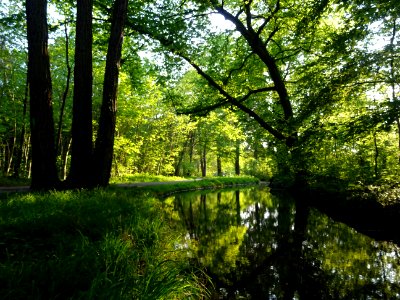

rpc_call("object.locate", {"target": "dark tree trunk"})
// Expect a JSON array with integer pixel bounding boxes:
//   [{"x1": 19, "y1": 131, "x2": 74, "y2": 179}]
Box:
[
  {"x1": 93, "y1": 0, "x2": 128, "y2": 186},
  {"x1": 67, "y1": 0, "x2": 93, "y2": 187},
  {"x1": 217, "y1": 155, "x2": 222, "y2": 176},
  {"x1": 200, "y1": 144, "x2": 207, "y2": 177},
  {"x1": 235, "y1": 140, "x2": 240, "y2": 175},
  {"x1": 26, "y1": 0, "x2": 59, "y2": 190}
]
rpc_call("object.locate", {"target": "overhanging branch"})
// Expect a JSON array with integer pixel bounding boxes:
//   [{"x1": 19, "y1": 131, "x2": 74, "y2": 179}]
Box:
[
  {"x1": 176, "y1": 52, "x2": 286, "y2": 141},
  {"x1": 126, "y1": 13, "x2": 287, "y2": 142}
]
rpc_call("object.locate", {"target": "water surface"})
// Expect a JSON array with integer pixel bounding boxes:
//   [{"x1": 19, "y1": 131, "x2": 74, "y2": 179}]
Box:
[{"x1": 161, "y1": 186, "x2": 400, "y2": 299}]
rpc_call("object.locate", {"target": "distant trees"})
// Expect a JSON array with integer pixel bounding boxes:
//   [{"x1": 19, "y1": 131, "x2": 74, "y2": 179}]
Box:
[{"x1": 126, "y1": 0, "x2": 399, "y2": 183}]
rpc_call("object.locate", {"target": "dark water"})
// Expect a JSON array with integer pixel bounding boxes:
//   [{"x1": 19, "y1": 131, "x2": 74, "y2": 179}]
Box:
[{"x1": 161, "y1": 186, "x2": 400, "y2": 299}]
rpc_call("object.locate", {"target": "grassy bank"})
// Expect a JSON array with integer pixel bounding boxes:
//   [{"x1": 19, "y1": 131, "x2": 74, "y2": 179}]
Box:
[
  {"x1": 114, "y1": 176, "x2": 260, "y2": 196},
  {"x1": 110, "y1": 174, "x2": 187, "y2": 184},
  {"x1": 0, "y1": 189, "x2": 209, "y2": 299}
]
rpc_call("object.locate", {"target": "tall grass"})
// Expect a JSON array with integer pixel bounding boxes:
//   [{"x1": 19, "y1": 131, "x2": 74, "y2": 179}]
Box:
[{"x1": 0, "y1": 189, "x2": 209, "y2": 299}]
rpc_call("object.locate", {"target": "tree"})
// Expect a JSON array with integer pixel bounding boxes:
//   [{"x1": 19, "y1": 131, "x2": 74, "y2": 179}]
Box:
[
  {"x1": 126, "y1": 0, "x2": 400, "y2": 183},
  {"x1": 67, "y1": 0, "x2": 93, "y2": 187},
  {"x1": 93, "y1": 0, "x2": 128, "y2": 186},
  {"x1": 26, "y1": 0, "x2": 59, "y2": 189}
]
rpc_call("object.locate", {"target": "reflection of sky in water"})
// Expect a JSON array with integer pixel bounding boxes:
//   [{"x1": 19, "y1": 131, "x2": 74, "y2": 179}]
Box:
[
  {"x1": 167, "y1": 187, "x2": 400, "y2": 299},
  {"x1": 240, "y1": 203, "x2": 278, "y2": 227}
]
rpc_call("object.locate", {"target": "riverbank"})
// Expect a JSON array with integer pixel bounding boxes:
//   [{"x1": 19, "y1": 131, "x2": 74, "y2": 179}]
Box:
[
  {"x1": 0, "y1": 188, "x2": 210, "y2": 299},
  {"x1": 113, "y1": 176, "x2": 260, "y2": 196},
  {"x1": 269, "y1": 177, "x2": 400, "y2": 247},
  {"x1": 0, "y1": 176, "x2": 258, "y2": 299}
]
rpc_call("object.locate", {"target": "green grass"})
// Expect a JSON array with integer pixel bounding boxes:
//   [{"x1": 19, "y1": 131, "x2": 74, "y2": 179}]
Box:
[
  {"x1": 0, "y1": 189, "x2": 209, "y2": 299},
  {"x1": 111, "y1": 173, "x2": 187, "y2": 184},
  {"x1": 113, "y1": 176, "x2": 260, "y2": 196}
]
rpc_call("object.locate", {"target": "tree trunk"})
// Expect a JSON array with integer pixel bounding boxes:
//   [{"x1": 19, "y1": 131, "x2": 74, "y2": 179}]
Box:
[
  {"x1": 174, "y1": 133, "x2": 191, "y2": 176},
  {"x1": 373, "y1": 132, "x2": 379, "y2": 179},
  {"x1": 60, "y1": 134, "x2": 72, "y2": 180},
  {"x1": 67, "y1": 0, "x2": 93, "y2": 187},
  {"x1": 217, "y1": 155, "x2": 222, "y2": 176},
  {"x1": 235, "y1": 140, "x2": 240, "y2": 175},
  {"x1": 24, "y1": 135, "x2": 31, "y2": 177},
  {"x1": 26, "y1": 0, "x2": 59, "y2": 190},
  {"x1": 200, "y1": 144, "x2": 207, "y2": 177},
  {"x1": 6, "y1": 134, "x2": 16, "y2": 176},
  {"x1": 389, "y1": 18, "x2": 400, "y2": 163},
  {"x1": 93, "y1": 0, "x2": 128, "y2": 186}
]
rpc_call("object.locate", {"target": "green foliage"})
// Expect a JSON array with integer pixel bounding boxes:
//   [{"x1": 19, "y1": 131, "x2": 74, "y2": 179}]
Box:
[
  {"x1": 0, "y1": 189, "x2": 208, "y2": 299},
  {"x1": 1, "y1": 0, "x2": 400, "y2": 187}
]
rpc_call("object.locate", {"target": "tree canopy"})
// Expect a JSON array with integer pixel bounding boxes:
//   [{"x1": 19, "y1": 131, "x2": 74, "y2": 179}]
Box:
[{"x1": 0, "y1": 0, "x2": 399, "y2": 187}]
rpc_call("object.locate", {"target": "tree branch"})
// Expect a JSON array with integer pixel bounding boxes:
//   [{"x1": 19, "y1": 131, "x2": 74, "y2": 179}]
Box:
[
  {"x1": 211, "y1": 4, "x2": 293, "y2": 121},
  {"x1": 176, "y1": 52, "x2": 286, "y2": 141},
  {"x1": 257, "y1": 0, "x2": 280, "y2": 35},
  {"x1": 126, "y1": 7, "x2": 288, "y2": 142}
]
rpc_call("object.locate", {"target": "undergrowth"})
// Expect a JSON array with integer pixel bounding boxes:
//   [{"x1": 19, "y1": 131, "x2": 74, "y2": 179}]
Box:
[{"x1": 0, "y1": 189, "x2": 209, "y2": 299}]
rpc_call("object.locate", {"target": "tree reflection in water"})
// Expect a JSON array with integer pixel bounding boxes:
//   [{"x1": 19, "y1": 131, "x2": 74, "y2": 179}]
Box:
[{"x1": 162, "y1": 187, "x2": 400, "y2": 299}]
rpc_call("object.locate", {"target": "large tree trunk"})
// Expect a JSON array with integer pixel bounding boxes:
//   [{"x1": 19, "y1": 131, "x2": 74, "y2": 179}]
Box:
[
  {"x1": 67, "y1": 0, "x2": 93, "y2": 187},
  {"x1": 93, "y1": 0, "x2": 128, "y2": 186},
  {"x1": 26, "y1": 0, "x2": 59, "y2": 190}
]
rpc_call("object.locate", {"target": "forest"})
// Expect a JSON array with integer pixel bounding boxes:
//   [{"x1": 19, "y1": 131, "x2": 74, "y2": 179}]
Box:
[
  {"x1": 1, "y1": 1, "x2": 400, "y2": 299},
  {"x1": 0, "y1": 0, "x2": 398, "y2": 190}
]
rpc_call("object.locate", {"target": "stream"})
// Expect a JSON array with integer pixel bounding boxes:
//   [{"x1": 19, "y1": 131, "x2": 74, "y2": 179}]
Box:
[{"x1": 161, "y1": 186, "x2": 400, "y2": 299}]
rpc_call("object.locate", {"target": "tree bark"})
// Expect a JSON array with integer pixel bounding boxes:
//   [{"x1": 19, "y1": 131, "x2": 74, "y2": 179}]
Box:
[
  {"x1": 67, "y1": 0, "x2": 94, "y2": 187},
  {"x1": 26, "y1": 0, "x2": 59, "y2": 190},
  {"x1": 93, "y1": 0, "x2": 128, "y2": 186}
]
